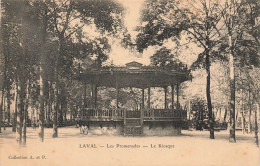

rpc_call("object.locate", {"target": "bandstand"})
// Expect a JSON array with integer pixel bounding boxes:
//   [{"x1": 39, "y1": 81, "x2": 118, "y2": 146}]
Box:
[{"x1": 76, "y1": 61, "x2": 190, "y2": 136}]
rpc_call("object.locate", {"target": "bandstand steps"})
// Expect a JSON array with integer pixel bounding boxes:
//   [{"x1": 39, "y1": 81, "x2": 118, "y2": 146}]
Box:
[{"x1": 124, "y1": 118, "x2": 143, "y2": 136}]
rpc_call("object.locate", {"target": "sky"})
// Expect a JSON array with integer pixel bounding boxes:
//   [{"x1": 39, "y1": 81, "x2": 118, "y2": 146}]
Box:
[
  {"x1": 106, "y1": 0, "x2": 200, "y2": 67},
  {"x1": 107, "y1": 0, "x2": 149, "y2": 66}
]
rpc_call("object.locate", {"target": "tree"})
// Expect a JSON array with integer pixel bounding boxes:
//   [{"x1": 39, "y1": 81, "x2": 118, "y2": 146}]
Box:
[
  {"x1": 237, "y1": 66, "x2": 260, "y2": 145},
  {"x1": 136, "y1": 0, "x2": 226, "y2": 139},
  {"x1": 1, "y1": 0, "x2": 28, "y2": 145},
  {"x1": 150, "y1": 47, "x2": 189, "y2": 74},
  {"x1": 1, "y1": 0, "x2": 50, "y2": 144},
  {"x1": 0, "y1": 0, "x2": 126, "y2": 145},
  {"x1": 220, "y1": 0, "x2": 260, "y2": 142},
  {"x1": 1, "y1": 0, "x2": 22, "y2": 134},
  {"x1": 29, "y1": 0, "x2": 53, "y2": 141},
  {"x1": 49, "y1": 0, "x2": 125, "y2": 137},
  {"x1": 190, "y1": 97, "x2": 208, "y2": 130}
]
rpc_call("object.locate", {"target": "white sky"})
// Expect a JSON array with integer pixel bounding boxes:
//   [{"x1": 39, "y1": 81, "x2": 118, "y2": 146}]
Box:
[
  {"x1": 106, "y1": 0, "x2": 200, "y2": 67},
  {"x1": 107, "y1": 0, "x2": 151, "y2": 66}
]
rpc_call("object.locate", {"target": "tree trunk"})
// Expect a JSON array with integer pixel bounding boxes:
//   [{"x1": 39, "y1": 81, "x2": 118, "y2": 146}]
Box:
[
  {"x1": 52, "y1": 80, "x2": 58, "y2": 138},
  {"x1": 228, "y1": 33, "x2": 236, "y2": 142},
  {"x1": 0, "y1": 24, "x2": 9, "y2": 133},
  {"x1": 255, "y1": 103, "x2": 259, "y2": 147},
  {"x1": 46, "y1": 82, "x2": 51, "y2": 127},
  {"x1": 241, "y1": 106, "x2": 246, "y2": 134},
  {"x1": 248, "y1": 91, "x2": 252, "y2": 133},
  {"x1": 19, "y1": 20, "x2": 27, "y2": 145},
  {"x1": 38, "y1": 5, "x2": 49, "y2": 141},
  {"x1": 3, "y1": 96, "x2": 6, "y2": 130},
  {"x1": 17, "y1": 84, "x2": 23, "y2": 145},
  {"x1": 59, "y1": 85, "x2": 65, "y2": 126},
  {"x1": 5, "y1": 40, "x2": 11, "y2": 123},
  {"x1": 23, "y1": 75, "x2": 31, "y2": 145},
  {"x1": 70, "y1": 106, "x2": 73, "y2": 121},
  {"x1": 36, "y1": 105, "x2": 39, "y2": 123},
  {"x1": 188, "y1": 100, "x2": 191, "y2": 120},
  {"x1": 18, "y1": 81, "x2": 26, "y2": 145},
  {"x1": 236, "y1": 107, "x2": 239, "y2": 122},
  {"x1": 47, "y1": 99, "x2": 51, "y2": 127},
  {"x1": 248, "y1": 106, "x2": 252, "y2": 134},
  {"x1": 17, "y1": 44, "x2": 26, "y2": 145},
  {"x1": 52, "y1": 36, "x2": 64, "y2": 136},
  {"x1": 0, "y1": 61, "x2": 6, "y2": 133},
  {"x1": 219, "y1": 108, "x2": 222, "y2": 121},
  {"x1": 224, "y1": 107, "x2": 227, "y2": 123},
  {"x1": 214, "y1": 108, "x2": 218, "y2": 121},
  {"x1": 241, "y1": 89, "x2": 246, "y2": 134},
  {"x1": 38, "y1": 64, "x2": 45, "y2": 142},
  {"x1": 6, "y1": 84, "x2": 11, "y2": 123},
  {"x1": 205, "y1": 47, "x2": 214, "y2": 139},
  {"x1": 12, "y1": 81, "x2": 18, "y2": 132},
  {"x1": 22, "y1": 86, "x2": 28, "y2": 145},
  {"x1": 0, "y1": 89, "x2": 4, "y2": 133}
]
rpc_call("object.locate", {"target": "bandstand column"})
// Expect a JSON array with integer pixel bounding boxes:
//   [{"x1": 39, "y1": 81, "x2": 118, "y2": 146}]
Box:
[
  {"x1": 141, "y1": 87, "x2": 145, "y2": 125},
  {"x1": 171, "y1": 85, "x2": 174, "y2": 110},
  {"x1": 116, "y1": 77, "x2": 119, "y2": 108},
  {"x1": 94, "y1": 85, "x2": 97, "y2": 109},
  {"x1": 176, "y1": 84, "x2": 179, "y2": 109},
  {"x1": 83, "y1": 81, "x2": 87, "y2": 108},
  {"x1": 90, "y1": 83, "x2": 94, "y2": 108},
  {"x1": 164, "y1": 86, "x2": 168, "y2": 109},
  {"x1": 147, "y1": 87, "x2": 151, "y2": 109},
  {"x1": 141, "y1": 88, "x2": 145, "y2": 109}
]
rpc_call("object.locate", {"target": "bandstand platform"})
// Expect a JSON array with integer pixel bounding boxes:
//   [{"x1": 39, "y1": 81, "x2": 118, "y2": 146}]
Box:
[{"x1": 75, "y1": 61, "x2": 190, "y2": 136}]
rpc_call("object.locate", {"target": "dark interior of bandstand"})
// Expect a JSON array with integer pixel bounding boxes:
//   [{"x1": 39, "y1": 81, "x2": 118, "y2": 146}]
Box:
[{"x1": 76, "y1": 61, "x2": 191, "y2": 136}]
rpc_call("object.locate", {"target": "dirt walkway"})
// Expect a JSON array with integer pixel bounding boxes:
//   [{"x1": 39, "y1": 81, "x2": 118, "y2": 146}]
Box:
[{"x1": 0, "y1": 127, "x2": 259, "y2": 166}]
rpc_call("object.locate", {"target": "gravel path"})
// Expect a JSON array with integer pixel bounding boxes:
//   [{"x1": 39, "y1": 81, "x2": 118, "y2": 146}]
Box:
[{"x1": 0, "y1": 127, "x2": 259, "y2": 166}]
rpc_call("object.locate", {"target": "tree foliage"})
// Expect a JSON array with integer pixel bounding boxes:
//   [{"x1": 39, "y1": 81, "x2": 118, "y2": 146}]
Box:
[{"x1": 0, "y1": 0, "x2": 126, "y2": 143}]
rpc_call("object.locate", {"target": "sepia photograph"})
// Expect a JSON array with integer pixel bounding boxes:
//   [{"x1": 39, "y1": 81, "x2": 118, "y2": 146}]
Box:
[{"x1": 0, "y1": 0, "x2": 259, "y2": 165}]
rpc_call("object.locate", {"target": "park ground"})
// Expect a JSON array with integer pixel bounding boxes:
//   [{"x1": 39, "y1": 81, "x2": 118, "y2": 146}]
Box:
[{"x1": 0, "y1": 127, "x2": 259, "y2": 166}]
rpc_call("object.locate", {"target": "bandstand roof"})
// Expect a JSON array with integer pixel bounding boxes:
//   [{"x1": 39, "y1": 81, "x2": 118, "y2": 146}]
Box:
[{"x1": 77, "y1": 61, "x2": 190, "y2": 88}]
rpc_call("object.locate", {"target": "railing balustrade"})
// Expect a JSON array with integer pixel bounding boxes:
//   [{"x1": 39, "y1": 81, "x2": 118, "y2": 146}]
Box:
[
  {"x1": 81, "y1": 108, "x2": 124, "y2": 120},
  {"x1": 80, "y1": 108, "x2": 187, "y2": 120},
  {"x1": 143, "y1": 109, "x2": 187, "y2": 119},
  {"x1": 126, "y1": 111, "x2": 140, "y2": 118}
]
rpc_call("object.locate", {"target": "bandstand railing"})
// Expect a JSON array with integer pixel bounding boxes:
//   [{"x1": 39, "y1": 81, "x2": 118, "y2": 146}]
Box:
[
  {"x1": 79, "y1": 108, "x2": 187, "y2": 121},
  {"x1": 143, "y1": 109, "x2": 187, "y2": 119},
  {"x1": 80, "y1": 108, "x2": 124, "y2": 120}
]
